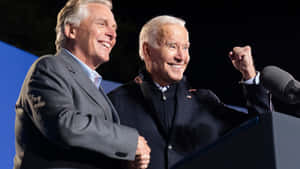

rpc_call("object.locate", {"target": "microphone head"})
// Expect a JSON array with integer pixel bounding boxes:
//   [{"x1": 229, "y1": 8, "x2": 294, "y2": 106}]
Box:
[{"x1": 261, "y1": 66, "x2": 294, "y2": 102}]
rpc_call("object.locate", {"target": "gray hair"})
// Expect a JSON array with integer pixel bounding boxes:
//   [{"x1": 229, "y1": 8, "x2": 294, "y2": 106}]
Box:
[
  {"x1": 55, "y1": 0, "x2": 112, "y2": 52},
  {"x1": 139, "y1": 15, "x2": 186, "y2": 60}
]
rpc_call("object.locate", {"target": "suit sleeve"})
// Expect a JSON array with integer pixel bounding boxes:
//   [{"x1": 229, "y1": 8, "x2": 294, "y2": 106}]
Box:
[
  {"x1": 195, "y1": 89, "x2": 256, "y2": 128},
  {"x1": 242, "y1": 83, "x2": 273, "y2": 114},
  {"x1": 17, "y1": 57, "x2": 138, "y2": 160}
]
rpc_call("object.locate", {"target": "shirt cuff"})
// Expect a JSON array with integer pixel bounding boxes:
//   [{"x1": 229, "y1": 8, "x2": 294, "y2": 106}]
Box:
[{"x1": 240, "y1": 71, "x2": 260, "y2": 85}]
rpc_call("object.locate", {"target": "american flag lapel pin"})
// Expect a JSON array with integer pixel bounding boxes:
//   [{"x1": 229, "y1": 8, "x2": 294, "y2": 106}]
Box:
[
  {"x1": 187, "y1": 89, "x2": 196, "y2": 99},
  {"x1": 186, "y1": 95, "x2": 192, "y2": 99}
]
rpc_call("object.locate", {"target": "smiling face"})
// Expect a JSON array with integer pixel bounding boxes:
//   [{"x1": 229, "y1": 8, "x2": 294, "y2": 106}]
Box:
[
  {"x1": 144, "y1": 24, "x2": 190, "y2": 86},
  {"x1": 66, "y1": 3, "x2": 117, "y2": 69}
]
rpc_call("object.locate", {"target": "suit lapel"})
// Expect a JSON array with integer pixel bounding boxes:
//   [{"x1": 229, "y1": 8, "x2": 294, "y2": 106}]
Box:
[
  {"x1": 169, "y1": 78, "x2": 191, "y2": 141},
  {"x1": 57, "y1": 50, "x2": 114, "y2": 121},
  {"x1": 139, "y1": 81, "x2": 168, "y2": 139},
  {"x1": 137, "y1": 73, "x2": 191, "y2": 140}
]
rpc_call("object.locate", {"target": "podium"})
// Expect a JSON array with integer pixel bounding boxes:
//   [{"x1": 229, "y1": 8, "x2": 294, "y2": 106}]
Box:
[{"x1": 172, "y1": 112, "x2": 300, "y2": 169}]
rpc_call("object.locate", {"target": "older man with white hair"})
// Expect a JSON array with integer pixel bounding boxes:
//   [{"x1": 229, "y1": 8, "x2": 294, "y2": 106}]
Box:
[{"x1": 108, "y1": 15, "x2": 272, "y2": 169}]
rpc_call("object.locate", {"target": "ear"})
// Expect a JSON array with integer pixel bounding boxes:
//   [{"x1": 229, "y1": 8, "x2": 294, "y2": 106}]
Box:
[
  {"x1": 142, "y1": 42, "x2": 151, "y2": 60},
  {"x1": 142, "y1": 42, "x2": 152, "y2": 72},
  {"x1": 64, "y1": 24, "x2": 77, "y2": 39}
]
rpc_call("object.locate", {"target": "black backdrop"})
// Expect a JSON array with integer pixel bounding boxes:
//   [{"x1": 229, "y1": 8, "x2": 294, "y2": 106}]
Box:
[{"x1": 2, "y1": 0, "x2": 300, "y2": 111}]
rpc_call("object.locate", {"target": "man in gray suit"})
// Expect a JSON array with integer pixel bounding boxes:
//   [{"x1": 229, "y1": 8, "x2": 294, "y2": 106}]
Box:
[{"x1": 14, "y1": 0, "x2": 150, "y2": 169}]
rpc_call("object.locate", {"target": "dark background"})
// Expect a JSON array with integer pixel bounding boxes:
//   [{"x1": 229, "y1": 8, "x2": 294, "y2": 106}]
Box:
[{"x1": 2, "y1": 0, "x2": 300, "y2": 111}]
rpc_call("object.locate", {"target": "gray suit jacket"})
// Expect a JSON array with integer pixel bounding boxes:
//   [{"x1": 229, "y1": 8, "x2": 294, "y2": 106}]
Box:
[{"x1": 14, "y1": 50, "x2": 138, "y2": 169}]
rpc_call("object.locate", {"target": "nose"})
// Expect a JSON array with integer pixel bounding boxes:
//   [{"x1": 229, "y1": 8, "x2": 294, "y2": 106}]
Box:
[
  {"x1": 175, "y1": 47, "x2": 185, "y2": 62},
  {"x1": 105, "y1": 26, "x2": 117, "y2": 41}
]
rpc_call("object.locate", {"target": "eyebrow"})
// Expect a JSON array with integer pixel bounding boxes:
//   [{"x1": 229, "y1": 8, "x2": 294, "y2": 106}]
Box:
[
  {"x1": 94, "y1": 18, "x2": 118, "y2": 30},
  {"x1": 165, "y1": 41, "x2": 190, "y2": 46}
]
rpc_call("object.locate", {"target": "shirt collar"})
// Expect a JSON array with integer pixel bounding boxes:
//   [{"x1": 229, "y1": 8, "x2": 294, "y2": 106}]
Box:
[
  {"x1": 63, "y1": 48, "x2": 102, "y2": 88},
  {"x1": 154, "y1": 82, "x2": 170, "y2": 92}
]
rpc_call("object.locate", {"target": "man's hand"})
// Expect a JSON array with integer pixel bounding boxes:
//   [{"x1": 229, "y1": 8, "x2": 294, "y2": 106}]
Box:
[
  {"x1": 229, "y1": 45, "x2": 256, "y2": 80},
  {"x1": 130, "y1": 136, "x2": 150, "y2": 169}
]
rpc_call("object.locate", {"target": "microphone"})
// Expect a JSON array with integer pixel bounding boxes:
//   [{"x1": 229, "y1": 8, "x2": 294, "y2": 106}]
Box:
[{"x1": 261, "y1": 66, "x2": 300, "y2": 104}]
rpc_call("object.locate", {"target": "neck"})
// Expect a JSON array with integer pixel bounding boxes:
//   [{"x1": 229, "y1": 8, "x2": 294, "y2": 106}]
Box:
[{"x1": 64, "y1": 46, "x2": 99, "y2": 70}]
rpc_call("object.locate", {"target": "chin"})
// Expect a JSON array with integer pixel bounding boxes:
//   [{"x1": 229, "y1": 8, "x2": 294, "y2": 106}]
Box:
[
  {"x1": 104, "y1": 57, "x2": 110, "y2": 62},
  {"x1": 169, "y1": 75, "x2": 183, "y2": 82},
  {"x1": 98, "y1": 55, "x2": 110, "y2": 63}
]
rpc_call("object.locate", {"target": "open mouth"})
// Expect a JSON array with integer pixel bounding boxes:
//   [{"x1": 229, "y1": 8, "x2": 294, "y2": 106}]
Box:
[
  {"x1": 98, "y1": 41, "x2": 112, "y2": 49},
  {"x1": 168, "y1": 63, "x2": 185, "y2": 69}
]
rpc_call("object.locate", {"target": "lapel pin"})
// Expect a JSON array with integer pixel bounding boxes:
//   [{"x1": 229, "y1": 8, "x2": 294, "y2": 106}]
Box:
[{"x1": 186, "y1": 95, "x2": 192, "y2": 99}]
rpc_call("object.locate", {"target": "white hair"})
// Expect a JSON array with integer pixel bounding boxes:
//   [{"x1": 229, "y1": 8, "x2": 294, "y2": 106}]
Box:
[
  {"x1": 139, "y1": 15, "x2": 186, "y2": 60},
  {"x1": 55, "y1": 0, "x2": 112, "y2": 52}
]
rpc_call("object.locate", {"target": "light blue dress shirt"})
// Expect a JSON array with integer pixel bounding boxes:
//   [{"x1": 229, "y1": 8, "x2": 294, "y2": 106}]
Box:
[
  {"x1": 63, "y1": 48, "x2": 102, "y2": 88},
  {"x1": 242, "y1": 72, "x2": 260, "y2": 85}
]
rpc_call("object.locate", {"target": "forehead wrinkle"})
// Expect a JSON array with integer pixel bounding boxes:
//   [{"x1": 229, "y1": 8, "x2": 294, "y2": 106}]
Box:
[
  {"x1": 157, "y1": 24, "x2": 189, "y2": 46},
  {"x1": 87, "y1": 3, "x2": 116, "y2": 24}
]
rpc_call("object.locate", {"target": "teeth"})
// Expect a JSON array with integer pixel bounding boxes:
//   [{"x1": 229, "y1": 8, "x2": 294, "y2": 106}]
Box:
[
  {"x1": 102, "y1": 42, "x2": 111, "y2": 48},
  {"x1": 173, "y1": 65, "x2": 183, "y2": 68},
  {"x1": 169, "y1": 64, "x2": 184, "y2": 68}
]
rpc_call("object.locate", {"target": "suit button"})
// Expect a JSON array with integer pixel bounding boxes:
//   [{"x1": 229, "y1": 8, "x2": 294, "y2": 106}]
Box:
[
  {"x1": 168, "y1": 145, "x2": 173, "y2": 150},
  {"x1": 115, "y1": 152, "x2": 128, "y2": 157}
]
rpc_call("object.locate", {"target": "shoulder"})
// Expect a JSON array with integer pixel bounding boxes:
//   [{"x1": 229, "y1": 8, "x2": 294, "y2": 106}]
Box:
[
  {"x1": 108, "y1": 81, "x2": 141, "y2": 109},
  {"x1": 180, "y1": 77, "x2": 221, "y2": 103},
  {"x1": 30, "y1": 54, "x2": 64, "y2": 73},
  {"x1": 193, "y1": 88, "x2": 217, "y2": 97},
  {"x1": 108, "y1": 81, "x2": 139, "y2": 98},
  {"x1": 182, "y1": 79, "x2": 221, "y2": 104},
  {"x1": 25, "y1": 54, "x2": 71, "y2": 88}
]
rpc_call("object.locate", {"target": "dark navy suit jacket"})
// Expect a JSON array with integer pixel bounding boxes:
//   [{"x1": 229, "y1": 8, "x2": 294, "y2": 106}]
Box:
[{"x1": 108, "y1": 71, "x2": 272, "y2": 169}]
